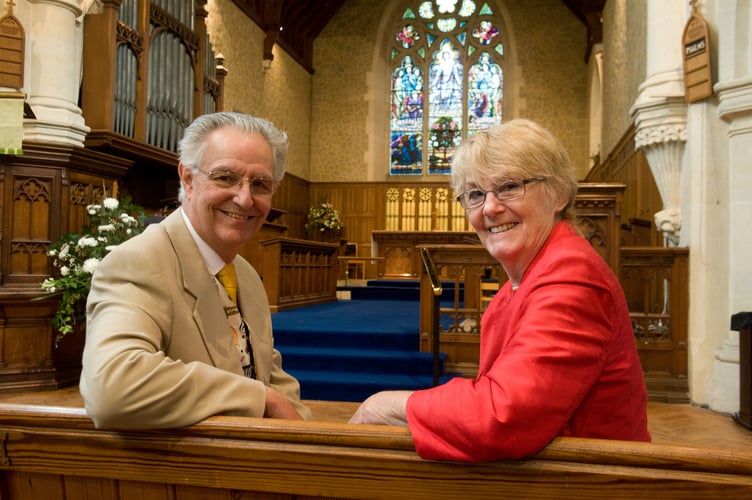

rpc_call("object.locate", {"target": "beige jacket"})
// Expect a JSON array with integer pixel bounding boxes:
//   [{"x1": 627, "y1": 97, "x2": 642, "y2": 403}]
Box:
[{"x1": 80, "y1": 210, "x2": 312, "y2": 428}]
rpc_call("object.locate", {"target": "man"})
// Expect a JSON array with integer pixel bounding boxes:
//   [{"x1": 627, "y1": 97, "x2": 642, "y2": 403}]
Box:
[{"x1": 80, "y1": 112, "x2": 312, "y2": 429}]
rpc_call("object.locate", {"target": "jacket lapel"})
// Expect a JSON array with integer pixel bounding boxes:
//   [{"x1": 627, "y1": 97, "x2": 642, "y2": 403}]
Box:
[{"x1": 162, "y1": 211, "x2": 241, "y2": 373}]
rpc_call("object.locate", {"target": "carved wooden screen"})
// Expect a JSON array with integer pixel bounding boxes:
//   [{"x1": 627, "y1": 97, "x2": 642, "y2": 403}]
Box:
[{"x1": 384, "y1": 185, "x2": 470, "y2": 232}]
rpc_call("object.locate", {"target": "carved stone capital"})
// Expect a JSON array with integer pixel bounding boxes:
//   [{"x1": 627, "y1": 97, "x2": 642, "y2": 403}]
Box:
[{"x1": 635, "y1": 123, "x2": 688, "y2": 149}]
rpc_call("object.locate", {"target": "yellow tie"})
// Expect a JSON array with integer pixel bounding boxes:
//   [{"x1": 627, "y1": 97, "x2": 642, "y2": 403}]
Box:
[{"x1": 216, "y1": 263, "x2": 237, "y2": 304}]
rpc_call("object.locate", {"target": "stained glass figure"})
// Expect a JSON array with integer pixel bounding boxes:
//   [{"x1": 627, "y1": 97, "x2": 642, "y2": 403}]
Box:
[
  {"x1": 429, "y1": 40, "x2": 463, "y2": 118},
  {"x1": 472, "y1": 20, "x2": 498, "y2": 45},
  {"x1": 468, "y1": 52, "x2": 503, "y2": 134},
  {"x1": 392, "y1": 55, "x2": 424, "y2": 121},
  {"x1": 396, "y1": 24, "x2": 421, "y2": 48},
  {"x1": 391, "y1": 55, "x2": 425, "y2": 175},
  {"x1": 390, "y1": 132, "x2": 423, "y2": 174}
]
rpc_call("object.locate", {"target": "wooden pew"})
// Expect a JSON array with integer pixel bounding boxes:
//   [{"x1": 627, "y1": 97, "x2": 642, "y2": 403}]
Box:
[{"x1": 1, "y1": 402, "x2": 751, "y2": 499}]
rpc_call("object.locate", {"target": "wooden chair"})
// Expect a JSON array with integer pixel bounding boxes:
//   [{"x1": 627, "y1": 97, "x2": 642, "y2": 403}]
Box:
[{"x1": 344, "y1": 243, "x2": 365, "y2": 280}]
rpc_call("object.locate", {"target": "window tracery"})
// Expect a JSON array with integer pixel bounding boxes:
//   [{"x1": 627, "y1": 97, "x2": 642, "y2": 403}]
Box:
[{"x1": 389, "y1": 0, "x2": 505, "y2": 176}]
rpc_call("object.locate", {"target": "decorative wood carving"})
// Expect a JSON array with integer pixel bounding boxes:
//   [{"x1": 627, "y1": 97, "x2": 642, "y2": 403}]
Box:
[{"x1": 0, "y1": 1, "x2": 24, "y2": 89}]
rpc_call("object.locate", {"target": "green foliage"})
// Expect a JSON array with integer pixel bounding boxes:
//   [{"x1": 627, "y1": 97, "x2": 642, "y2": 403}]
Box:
[{"x1": 40, "y1": 196, "x2": 147, "y2": 345}]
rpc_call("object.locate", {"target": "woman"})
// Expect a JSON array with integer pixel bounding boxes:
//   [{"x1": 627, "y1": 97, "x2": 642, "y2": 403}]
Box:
[{"x1": 349, "y1": 119, "x2": 650, "y2": 461}]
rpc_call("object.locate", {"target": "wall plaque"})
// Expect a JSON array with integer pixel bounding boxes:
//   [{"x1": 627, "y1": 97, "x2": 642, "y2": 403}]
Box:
[
  {"x1": 0, "y1": 0, "x2": 25, "y2": 89},
  {"x1": 682, "y1": 6, "x2": 712, "y2": 103}
]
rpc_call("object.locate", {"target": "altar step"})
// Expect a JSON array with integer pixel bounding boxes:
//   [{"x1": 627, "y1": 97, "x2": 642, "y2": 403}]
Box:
[
  {"x1": 272, "y1": 298, "x2": 454, "y2": 402},
  {"x1": 339, "y1": 279, "x2": 463, "y2": 302}
]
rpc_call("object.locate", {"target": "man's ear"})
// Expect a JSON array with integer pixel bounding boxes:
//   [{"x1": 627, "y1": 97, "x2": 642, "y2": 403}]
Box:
[{"x1": 178, "y1": 163, "x2": 194, "y2": 194}]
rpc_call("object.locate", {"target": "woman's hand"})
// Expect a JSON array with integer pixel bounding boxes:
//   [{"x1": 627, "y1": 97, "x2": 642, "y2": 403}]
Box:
[{"x1": 348, "y1": 390, "x2": 412, "y2": 426}]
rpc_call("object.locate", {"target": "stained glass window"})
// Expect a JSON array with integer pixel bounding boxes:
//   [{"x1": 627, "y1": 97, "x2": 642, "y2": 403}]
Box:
[{"x1": 390, "y1": 0, "x2": 505, "y2": 176}]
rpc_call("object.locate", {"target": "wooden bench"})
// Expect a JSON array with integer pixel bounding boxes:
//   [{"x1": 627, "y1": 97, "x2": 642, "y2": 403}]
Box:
[{"x1": 1, "y1": 400, "x2": 751, "y2": 499}]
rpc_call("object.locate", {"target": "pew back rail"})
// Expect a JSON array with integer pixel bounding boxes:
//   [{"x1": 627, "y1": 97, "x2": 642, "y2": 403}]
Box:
[{"x1": 1, "y1": 403, "x2": 751, "y2": 499}]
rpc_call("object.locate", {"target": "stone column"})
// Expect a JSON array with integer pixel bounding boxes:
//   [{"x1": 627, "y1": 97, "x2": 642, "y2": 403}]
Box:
[
  {"x1": 630, "y1": 0, "x2": 687, "y2": 246},
  {"x1": 22, "y1": 0, "x2": 90, "y2": 146},
  {"x1": 710, "y1": 5, "x2": 752, "y2": 413}
]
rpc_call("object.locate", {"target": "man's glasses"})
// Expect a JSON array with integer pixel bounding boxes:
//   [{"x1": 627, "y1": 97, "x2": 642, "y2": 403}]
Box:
[
  {"x1": 198, "y1": 168, "x2": 275, "y2": 196},
  {"x1": 456, "y1": 176, "x2": 546, "y2": 210}
]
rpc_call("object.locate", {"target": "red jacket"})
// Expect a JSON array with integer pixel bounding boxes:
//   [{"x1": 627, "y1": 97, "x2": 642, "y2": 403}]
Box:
[{"x1": 406, "y1": 221, "x2": 650, "y2": 461}]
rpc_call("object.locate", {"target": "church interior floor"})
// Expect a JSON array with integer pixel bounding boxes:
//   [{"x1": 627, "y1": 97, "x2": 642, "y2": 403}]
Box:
[{"x1": 1, "y1": 386, "x2": 750, "y2": 450}]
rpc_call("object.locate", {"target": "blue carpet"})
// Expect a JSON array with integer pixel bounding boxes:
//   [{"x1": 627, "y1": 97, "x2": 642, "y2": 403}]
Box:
[{"x1": 272, "y1": 297, "x2": 454, "y2": 402}]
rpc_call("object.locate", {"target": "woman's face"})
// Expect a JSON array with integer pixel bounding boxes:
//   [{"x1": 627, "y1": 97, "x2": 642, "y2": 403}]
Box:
[{"x1": 465, "y1": 177, "x2": 564, "y2": 283}]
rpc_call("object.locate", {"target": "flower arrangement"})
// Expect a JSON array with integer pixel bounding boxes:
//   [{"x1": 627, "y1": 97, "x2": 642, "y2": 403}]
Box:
[
  {"x1": 304, "y1": 200, "x2": 343, "y2": 236},
  {"x1": 40, "y1": 195, "x2": 147, "y2": 344}
]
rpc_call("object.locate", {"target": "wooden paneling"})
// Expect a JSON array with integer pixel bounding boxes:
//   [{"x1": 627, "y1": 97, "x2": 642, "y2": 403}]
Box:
[
  {"x1": 0, "y1": 144, "x2": 128, "y2": 393},
  {"x1": 259, "y1": 238, "x2": 338, "y2": 312},
  {"x1": 372, "y1": 231, "x2": 479, "y2": 279},
  {"x1": 585, "y1": 124, "x2": 663, "y2": 246},
  {"x1": 623, "y1": 247, "x2": 690, "y2": 403}
]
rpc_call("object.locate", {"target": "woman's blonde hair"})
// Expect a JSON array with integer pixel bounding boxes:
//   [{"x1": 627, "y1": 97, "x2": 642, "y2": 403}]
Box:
[{"x1": 451, "y1": 119, "x2": 578, "y2": 222}]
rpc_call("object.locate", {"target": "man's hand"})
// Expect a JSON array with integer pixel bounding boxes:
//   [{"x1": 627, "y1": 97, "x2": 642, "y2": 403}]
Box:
[
  {"x1": 348, "y1": 390, "x2": 412, "y2": 426},
  {"x1": 264, "y1": 387, "x2": 304, "y2": 420}
]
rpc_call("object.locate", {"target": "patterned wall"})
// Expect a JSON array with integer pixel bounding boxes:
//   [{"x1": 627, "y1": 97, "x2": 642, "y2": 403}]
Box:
[
  {"x1": 205, "y1": 0, "x2": 313, "y2": 180},
  {"x1": 601, "y1": 0, "x2": 647, "y2": 157}
]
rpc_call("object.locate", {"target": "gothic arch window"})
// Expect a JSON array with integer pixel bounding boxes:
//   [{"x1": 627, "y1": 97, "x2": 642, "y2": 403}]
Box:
[{"x1": 389, "y1": 0, "x2": 505, "y2": 176}]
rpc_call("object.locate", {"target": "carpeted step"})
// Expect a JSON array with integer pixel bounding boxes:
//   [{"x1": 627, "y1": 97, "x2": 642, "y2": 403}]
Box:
[
  {"x1": 347, "y1": 286, "x2": 420, "y2": 301},
  {"x1": 279, "y1": 346, "x2": 445, "y2": 375},
  {"x1": 288, "y1": 369, "x2": 457, "y2": 402},
  {"x1": 271, "y1": 299, "x2": 455, "y2": 402},
  {"x1": 275, "y1": 328, "x2": 419, "y2": 351}
]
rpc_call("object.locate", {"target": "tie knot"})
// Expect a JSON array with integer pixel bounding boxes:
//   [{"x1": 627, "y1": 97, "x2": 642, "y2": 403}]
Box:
[{"x1": 216, "y1": 263, "x2": 237, "y2": 304}]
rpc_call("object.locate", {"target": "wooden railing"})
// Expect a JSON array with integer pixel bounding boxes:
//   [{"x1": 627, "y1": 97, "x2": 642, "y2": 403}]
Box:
[
  {"x1": 1, "y1": 402, "x2": 751, "y2": 498},
  {"x1": 259, "y1": 238, "x2": 339, "y2": 312},
  {"x1": 418, "y1": 245, "x2": 690, "y2": 402},
  {"x1": 418, "y1": 244, "x2": 503, "y2": 377},
  {"x1": 622, "y1": 247, "x2": 690, "y2": 402}
]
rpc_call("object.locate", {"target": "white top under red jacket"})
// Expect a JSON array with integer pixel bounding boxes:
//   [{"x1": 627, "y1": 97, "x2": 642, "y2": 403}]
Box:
[{"x1": 406, "y1": 221, "x2": 651, "y2": 461}]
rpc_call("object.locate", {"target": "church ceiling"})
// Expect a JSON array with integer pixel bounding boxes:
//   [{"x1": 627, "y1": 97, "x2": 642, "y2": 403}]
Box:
[{"x1": 231, "y1": 0, "x2": 604, "y2": 71}]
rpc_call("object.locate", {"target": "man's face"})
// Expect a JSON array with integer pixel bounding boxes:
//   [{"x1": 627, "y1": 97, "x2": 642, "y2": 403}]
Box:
[{"x1": 179, "y1": 127, "x2": 275, "y2": 262}]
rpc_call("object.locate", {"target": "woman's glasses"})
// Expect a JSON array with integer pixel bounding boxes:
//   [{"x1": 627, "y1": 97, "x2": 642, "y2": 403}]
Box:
[{"x1": 456, "y1": 176, "x2": 546, "y2": 210}]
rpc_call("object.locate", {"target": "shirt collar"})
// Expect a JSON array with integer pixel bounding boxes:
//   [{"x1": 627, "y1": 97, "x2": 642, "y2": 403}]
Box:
[{"x1": 180, "y1": 207, "x2": 227, "y2": 276}]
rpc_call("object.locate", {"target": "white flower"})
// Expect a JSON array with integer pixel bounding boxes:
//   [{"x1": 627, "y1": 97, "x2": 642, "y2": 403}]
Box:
[
  {"x1": 121, "y1": 214, "x2": 138, "y2": 225},
  {"x1": 60, "y1": 266, "x2": 69, "y2": 276},
  {"x1": 103, "y1": 198, "x2": 119, "y2": 210},
  {"x1": 98, "y1": 224, "x2": 116, "y2": 233},
  {"x1": 59, "y1": 243, "x2": 69, "y2": 258},
  {"x1": 77, "y1": 236, "x2": 99, "y2": 248},
  {"x1": 41, "y1": 278, "x2": 55, "y2": 292},
  {"x1": 82, "y1": 258, "x2": 100, "y2": 274},
  {"x1": 87, "y1": 204, "x2": 101, "y2": 215}
]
